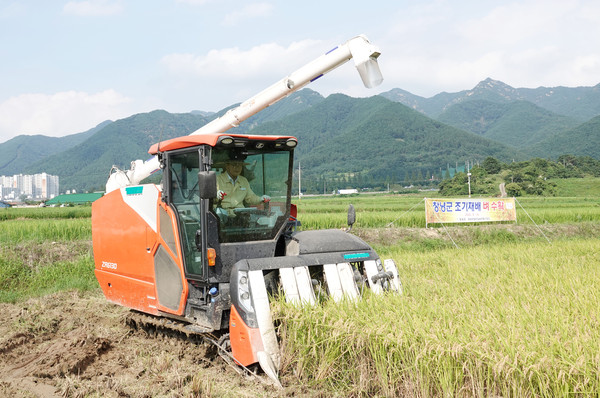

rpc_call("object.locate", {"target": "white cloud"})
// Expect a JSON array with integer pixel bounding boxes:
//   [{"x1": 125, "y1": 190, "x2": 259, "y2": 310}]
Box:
[
  {"x1": 175, "y1": 0, "x2": 213, "y2": 5},
  {"x1": 62, "y1": 0, "x2": 123, "y2": 17},
  {"x1": 222, "y1": 2, "x2": 273, "y2": 26},
  {"x1": 161, "y1": 38, "x2": 323, "y2": 80},
  {"x1": 158, "y1": 37, "x2": 395, "y2": 110},
  {"x1": 572, "y1": 54, "x2": 600, "y2": 77},
  {"x1": 0, "y1": 90, "x2": 132, "y2": 143},
  {"x1": 458, "y1": 1, "x2": 576, "y2": 47},
  {"x1": 376, "y1": 0, "x2": 600, "y2": 97}
]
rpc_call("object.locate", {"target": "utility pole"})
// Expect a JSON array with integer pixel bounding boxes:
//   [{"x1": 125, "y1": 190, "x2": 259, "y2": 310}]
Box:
[
  {"x1": 467, "y1": 160, "x2": 471, "y2": 197},
  {"x1": 298, "y1": 161, "x2": 301, "y2": 200},
  {"x1": 467, "y1": 172, "x2": 472, "y2": 198}
]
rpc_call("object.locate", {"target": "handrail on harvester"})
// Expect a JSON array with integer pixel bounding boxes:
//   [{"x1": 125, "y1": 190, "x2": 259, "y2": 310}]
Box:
[{"x1": 105, "y1": 35, "x2": 383, "y2": 193}]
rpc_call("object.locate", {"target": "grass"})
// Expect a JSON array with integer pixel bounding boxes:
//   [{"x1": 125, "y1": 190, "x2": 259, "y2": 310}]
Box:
[
  {"x1": 552, "y1": 177, "x2": 600, "y2": 197},
  {"x1": 0, "y1": 254, "x2": 96, "y2": 303},
  {"x1": 0, "y1": 207, "x2": 95, "y2": 302}
]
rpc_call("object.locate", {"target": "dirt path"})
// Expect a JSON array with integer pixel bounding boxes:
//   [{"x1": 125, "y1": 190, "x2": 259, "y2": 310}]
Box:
[{"x1": 0, "y1": 290, "x2": 296, "y2": 398}]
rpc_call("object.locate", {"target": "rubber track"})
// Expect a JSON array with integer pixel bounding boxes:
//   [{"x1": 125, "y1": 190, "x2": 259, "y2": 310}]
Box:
[
  {"x1": 124, "y1": 311, "x2": 278, "y2": 387},
  {"x1": 125, "y1": 310, "x2": 219, "y2": 342}
]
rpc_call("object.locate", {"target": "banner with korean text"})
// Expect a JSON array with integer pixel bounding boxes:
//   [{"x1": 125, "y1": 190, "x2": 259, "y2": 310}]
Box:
[{"x1": 425, "y1": 198, "x2": 517, "y2": 225}]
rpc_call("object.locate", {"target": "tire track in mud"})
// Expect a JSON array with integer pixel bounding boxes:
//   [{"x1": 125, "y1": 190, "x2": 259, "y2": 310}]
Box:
[
  {"x1": 3, "y1": 329, "x2": 111, "y2": 379},
  {"x1": 0, "y1": 290, "x2": 282, "y2": 397},
  {"x1": 0, "y1": 308, "x2": 113, "y2": 397}
]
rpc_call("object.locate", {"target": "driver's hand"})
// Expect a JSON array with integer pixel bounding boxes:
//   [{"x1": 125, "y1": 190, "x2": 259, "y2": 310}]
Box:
[
  {"x1": 217, "y1": 190, "x2": 227, "y2": 200},
  {"x1": 261, "y1": 195, "x2": 271, "y2": 203}
]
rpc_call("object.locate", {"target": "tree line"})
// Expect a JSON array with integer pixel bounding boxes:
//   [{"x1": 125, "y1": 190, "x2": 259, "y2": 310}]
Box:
[
  {"x1": 294, "y1": 155, "x2": 599, "y2": 196},
  {"x1": 438, "y1": 155, "x2": 600, "y2": 196}
]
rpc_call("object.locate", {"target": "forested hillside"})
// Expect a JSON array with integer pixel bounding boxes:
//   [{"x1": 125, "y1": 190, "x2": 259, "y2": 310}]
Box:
[
  {"x1": 249, "y1": 94, "x2": 522, "y2": 191},
  {"x1": 20, "y1": 90, "x2": 325, "y2": 192},
  {"x1": 234, "y1": 88, "x2": 325, "y2": 133},
  {"x1": 437, "y1": 100, "x2": 579, "y2": 150},
  {"x1": 0, "y1": 121, "x2": 111, "y2": 176},
  {"x1": 528, "y1": 115, "x2": 600, "y2": 159},
  {"x1": 24, "y1": 111, "x2": 210, "y2": 191}
]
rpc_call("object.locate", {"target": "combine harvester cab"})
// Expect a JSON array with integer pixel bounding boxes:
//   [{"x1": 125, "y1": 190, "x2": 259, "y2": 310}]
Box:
[{"x1": 92, "y1": 35, "x2": 401, "y2": 384}]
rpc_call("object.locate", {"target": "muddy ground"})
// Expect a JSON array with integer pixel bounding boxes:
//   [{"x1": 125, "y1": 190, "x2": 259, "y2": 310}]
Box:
[{"x1": 0, "y1": 290, "x2": 308, "y2": 398}]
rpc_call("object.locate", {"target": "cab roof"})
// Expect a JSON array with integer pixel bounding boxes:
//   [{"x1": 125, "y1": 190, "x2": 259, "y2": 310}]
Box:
[{"x1": 148, "y1": 133, "x2": 296, "y2": 155}]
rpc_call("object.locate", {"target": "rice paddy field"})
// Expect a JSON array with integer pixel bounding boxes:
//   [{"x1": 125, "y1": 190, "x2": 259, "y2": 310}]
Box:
[
  {"x1": 283, "y1": 184, "x2": 600, "y2": 396},
  {"x1": 1, "y1": 177, "x2": 599, "y2": 397}
]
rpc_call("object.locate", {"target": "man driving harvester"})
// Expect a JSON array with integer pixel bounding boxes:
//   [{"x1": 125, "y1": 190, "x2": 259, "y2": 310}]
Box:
[{"x1": 216, "y1": 152, "x2": 270, "y2": 218}]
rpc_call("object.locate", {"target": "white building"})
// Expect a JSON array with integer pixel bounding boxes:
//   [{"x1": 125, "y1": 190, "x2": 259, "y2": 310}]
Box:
[
  {"x1": 337, "y1": 188, "x2": 359, "y2": 195},
  {"x1": 0, "y1": 173, "x2": 59, "y2": 201}
]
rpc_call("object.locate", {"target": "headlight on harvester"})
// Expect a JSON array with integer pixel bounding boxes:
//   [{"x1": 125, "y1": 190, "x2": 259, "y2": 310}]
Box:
[
  {"x1": 285, "y1": 138, "x2": 297, "y2": 148},
  {"x1": 218, "y1": 136, "x2": 234, "y2": 146},
  {"x1": 237, "y1": 270, "x2": 255, "y2": 315}
]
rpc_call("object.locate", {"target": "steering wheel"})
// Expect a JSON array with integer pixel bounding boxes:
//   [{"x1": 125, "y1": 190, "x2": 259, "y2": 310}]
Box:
[{"x1": 233, "y1": 207, "x2": 264, "y2": 215}]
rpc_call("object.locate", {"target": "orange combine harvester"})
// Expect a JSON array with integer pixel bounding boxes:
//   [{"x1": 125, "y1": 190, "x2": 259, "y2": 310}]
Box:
[{"x1": 91, "y1": 35, "x2": 401, "y2": 384}]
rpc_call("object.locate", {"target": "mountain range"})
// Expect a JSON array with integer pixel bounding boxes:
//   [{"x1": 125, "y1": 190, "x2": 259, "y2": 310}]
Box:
[
  {"x1": 380, "y1": 78, "x2": 600, "y2": 121},
  {"x1": 1, "y1": 78, "x2": 599, "y2": 193}
]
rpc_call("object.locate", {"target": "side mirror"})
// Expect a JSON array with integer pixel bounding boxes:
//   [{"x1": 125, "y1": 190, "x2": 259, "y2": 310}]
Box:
[
  {"x1": 347, "y1": 204, "x2": 355, "y2": 232},
  {"x1": 198, "y1": 171, "x2": 217, "y2": 199}
]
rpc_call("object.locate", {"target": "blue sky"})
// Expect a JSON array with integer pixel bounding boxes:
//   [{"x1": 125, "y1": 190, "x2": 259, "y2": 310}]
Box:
[{"x1": 1, "y1": 0, "x2": 600, "y2": 143}]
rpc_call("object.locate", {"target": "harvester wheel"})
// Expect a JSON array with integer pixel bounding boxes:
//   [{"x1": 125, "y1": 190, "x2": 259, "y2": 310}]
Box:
[
  {"x1": 214, "y1": 334, "x2": 260, "y2": 378},
  {"x1": 216, "y1": 334, "x2": 235, "y2": 366}
]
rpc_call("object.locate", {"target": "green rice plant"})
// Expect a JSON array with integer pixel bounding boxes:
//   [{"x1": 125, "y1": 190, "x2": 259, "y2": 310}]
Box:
[
  {"x1": 517, "y1": 207, "x2": 600, "y2": 224},
  {"x1": 296, "y1": 195, "x2": 428, "y2": 229},
  {"x1": 0, "y1": 218, "x2": 91, "y2": 243},
  {"x1": 294, "y1": 194, "x2": 600, "y2": 229},
  {"x1": 299, "y1": 210, "x2": 426, "y2": 229},
  {"x1": 275, "y1": 238, "x2": 600, "y2": 397},
  {"x1": 0, "y1": 206, "x2": 91, "y2": 220}
]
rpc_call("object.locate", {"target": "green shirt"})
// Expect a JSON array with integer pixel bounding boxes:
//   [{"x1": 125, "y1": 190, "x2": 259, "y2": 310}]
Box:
[{"x1": 216, "y1": 172, "x2": 262, "y2": 211}]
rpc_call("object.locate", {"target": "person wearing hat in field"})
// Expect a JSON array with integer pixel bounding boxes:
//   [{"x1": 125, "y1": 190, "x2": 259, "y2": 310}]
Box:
[{"x1": 216, "y1": 152, "x2": 270, "y2": 216}]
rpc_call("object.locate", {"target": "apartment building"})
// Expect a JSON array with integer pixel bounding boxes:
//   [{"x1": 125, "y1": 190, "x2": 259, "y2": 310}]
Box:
[{"x1": 0, "y1": 173, "x2": 59, "y2": 201}]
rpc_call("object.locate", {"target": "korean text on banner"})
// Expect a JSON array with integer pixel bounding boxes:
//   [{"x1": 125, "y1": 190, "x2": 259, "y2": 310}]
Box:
[{"x1": 425, "y1": 198, "x2": 517, "y2": 224}]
